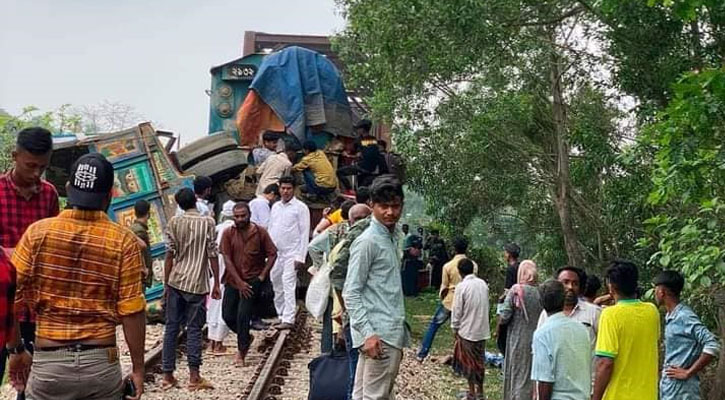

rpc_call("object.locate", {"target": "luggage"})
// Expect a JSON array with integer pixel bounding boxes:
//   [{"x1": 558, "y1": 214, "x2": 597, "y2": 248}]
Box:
[{"x1": 308, "y1": 350, "x2": 349, "y2": 400}]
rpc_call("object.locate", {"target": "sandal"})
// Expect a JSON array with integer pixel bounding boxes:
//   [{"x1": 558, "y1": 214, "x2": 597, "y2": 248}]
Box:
[
  {"x1": 188, "y1": 377, "x2": 215, "y2": 391},
  {"x1": 161, "y1": 378, "x2": 179, "y2": 391}
]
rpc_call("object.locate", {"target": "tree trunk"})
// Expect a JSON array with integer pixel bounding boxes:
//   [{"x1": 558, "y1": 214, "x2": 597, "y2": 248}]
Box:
[
  {"x1": 710, "y1": 288, "x2": 725, "y2": 400},
  {"x1": 690, "y1": 20, "x2": 703, "y2": 70},
  {"x1": 549, "y1": 41, "x2": 583, "y2": 267}
]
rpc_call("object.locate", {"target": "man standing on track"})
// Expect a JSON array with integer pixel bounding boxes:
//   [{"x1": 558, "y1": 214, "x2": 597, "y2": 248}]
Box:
[
  {"x1": 267, "y1": 175, "x2": 310, "y2": 330},
  {"x1": 162, "y1": 187, "x2": 221, "y2": 391},
  {"x1": 343, "y1": 175, "x2": 409, "y2": 400},
  {"x1": 0, "y1": 127, "x2": 59, "y2": 400},
  {"x1": 221, "y1": 202, "x2": 277, "y2": 366},
  {"x1": 8, "y1": 153, "x2": 146, "y2": 400}
]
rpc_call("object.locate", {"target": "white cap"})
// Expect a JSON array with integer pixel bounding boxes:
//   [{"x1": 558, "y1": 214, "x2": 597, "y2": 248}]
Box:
[{"x1": 221, "y1": 200, "x2": 235, "y2": 218}]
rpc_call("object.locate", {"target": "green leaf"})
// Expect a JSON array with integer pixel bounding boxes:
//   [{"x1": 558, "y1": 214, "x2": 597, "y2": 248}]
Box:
[
  {"x1": 660, "y1": 254, "x2": 671, "y2": 267},
  {"x1": 700, "y1": 275, "x2": 712, "y2": 287},
  {"x1": 716, "y1": 260, "x2": 725, "y2": 275}
]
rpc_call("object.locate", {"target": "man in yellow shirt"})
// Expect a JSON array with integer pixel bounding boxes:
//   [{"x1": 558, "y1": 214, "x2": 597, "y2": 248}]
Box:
[
  {"x1": 292, "y1": 140, "x2": 338, "y2": 196},
  {"x1": 593, "y1": 260, "x2": 660, "y2": 400},
  {"x1": 416, "y1": 237, "x2": 477, "y2": 362}
]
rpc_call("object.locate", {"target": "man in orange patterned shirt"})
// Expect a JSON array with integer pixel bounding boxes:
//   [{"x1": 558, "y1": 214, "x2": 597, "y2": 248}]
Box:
[{"x1": 8, "y1": 153, "x2": 146, "y2": 400}]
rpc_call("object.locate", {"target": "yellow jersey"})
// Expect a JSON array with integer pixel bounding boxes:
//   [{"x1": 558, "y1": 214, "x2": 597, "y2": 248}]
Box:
[{"x1": 595, "y1": 299, "x2": 660, "y2": 400}]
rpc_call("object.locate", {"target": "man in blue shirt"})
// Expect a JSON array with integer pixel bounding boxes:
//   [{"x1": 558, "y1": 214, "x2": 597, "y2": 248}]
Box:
[
  {"x1": 654, "y1": 270, "x2": 720, "y2": 400},
  {"x1": 343, "y1": 175, "x2": 409, "y2": 400},
  {"x1": 532, "y1": 279, "x2": 592, "y2": 400}
]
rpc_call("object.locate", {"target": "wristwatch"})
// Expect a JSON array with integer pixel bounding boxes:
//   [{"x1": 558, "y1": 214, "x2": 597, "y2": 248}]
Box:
[{"x1": 6, "y1": 340, "x2": 26, "y2": 355}]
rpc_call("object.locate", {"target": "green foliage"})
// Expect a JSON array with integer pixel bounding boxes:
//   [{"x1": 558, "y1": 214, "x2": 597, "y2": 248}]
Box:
[
  {"x1": 641, "y1": 67, "x2": 725, "y2": 323},
  {"x1": 0, "y1": 105, "x2": 82, "y2": 171},
  {"x1": 335, "y1": 0, "x2": 651, "y2": 273},
  {"x1": 597, "y1": 0, "x2": 725, "y2": 114}
]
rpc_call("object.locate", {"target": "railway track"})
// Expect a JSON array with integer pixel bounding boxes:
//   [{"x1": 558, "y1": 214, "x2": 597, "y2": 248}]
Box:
[{"x1": 119, "y1": 308, "x2": 319, "y2": 400}]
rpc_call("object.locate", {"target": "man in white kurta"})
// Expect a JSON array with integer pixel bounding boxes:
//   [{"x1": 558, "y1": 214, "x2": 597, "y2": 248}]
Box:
[
  {"x1": 207, "y1": 200, "x2": 234, "y2": 352},
  {"x1": 267, "y1": 176, "x2": 310, "y2": 329},
  {"x1": 249, "y1": 183, "x2": 278, "y2": 229}
]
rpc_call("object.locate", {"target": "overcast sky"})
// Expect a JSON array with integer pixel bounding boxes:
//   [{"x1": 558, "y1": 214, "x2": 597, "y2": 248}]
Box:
[{"x1": 1, "y1": 0, "x2": 344, "y2": 144}]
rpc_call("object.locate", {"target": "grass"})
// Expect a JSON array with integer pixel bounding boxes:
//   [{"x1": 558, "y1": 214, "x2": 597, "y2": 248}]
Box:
[{"x1": 405, "y1": 288, "x2": 504, "y2": 400}]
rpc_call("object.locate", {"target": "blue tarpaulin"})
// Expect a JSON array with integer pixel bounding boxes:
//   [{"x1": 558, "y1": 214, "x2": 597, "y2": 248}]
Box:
[{"x1": 250, "y1": 46, "x2": 354, "y2": 143}]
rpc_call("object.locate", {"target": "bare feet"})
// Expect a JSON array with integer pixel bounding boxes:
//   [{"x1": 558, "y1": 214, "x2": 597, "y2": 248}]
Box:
[
  {"x1": 234, "y1": 352, "x2": 246, "y2": 367},
  {"x1": 210, "y1": 341, "x2": 227, "y2": 355}
]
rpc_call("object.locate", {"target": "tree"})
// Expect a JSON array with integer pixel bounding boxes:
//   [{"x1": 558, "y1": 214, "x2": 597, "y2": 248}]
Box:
[
  {"x1": 76, "y1": 100, "x2": 144, "y2": 134},
  {"x1": 0, "y1": 105, "x2": 82, "y2": 171},
  {"x1": 335, "y1": 0, "x2": 640, "y2": 268},
  {"x1": 642, "y1": 67, "x2": 725, "y2": 400}
]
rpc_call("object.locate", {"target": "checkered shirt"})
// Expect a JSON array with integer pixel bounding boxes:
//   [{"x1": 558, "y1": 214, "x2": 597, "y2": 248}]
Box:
[{"x1": 0, "y1": 171, "x2": 60, "y2": 323}]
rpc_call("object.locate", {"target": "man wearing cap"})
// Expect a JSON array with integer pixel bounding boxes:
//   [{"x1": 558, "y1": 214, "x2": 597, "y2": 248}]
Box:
[
  {"x1": 1, "y1": 127, "x2": 60, "y2": 400},
  {"x1": 253, "y1": 131, "x2": 281, "y2": 165},
  {"x1": 8, "y1": 153, "x2": 146, "y2": 400}
]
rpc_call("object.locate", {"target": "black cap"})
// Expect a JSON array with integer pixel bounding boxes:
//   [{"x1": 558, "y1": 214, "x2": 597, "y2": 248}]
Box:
[
  {"x1": 354, "y1": 119, "x2": 372, "y2": 131},
  {"x1": 67, "y1": 153, "x2": 114, "y2": 210}
]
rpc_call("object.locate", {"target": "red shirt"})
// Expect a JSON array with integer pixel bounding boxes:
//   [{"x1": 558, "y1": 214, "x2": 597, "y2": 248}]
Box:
[
  {"x1": 0, "y1": 251, "x2": 16, "y2": 349},
  {"x1": 220, "y1": 223, "x2": 277, "y2": 281},
  {"x1": 0, "y1": 171, "x2": 60, "y2": 323},
  {"x1": 0, "y1": 171, "x2": 60, "y2": 248}
]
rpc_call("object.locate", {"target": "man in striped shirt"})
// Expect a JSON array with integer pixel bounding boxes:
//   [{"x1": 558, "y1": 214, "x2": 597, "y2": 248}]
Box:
[{"x1": 162, "y1": 187, "x2": 221, "y2": 391}]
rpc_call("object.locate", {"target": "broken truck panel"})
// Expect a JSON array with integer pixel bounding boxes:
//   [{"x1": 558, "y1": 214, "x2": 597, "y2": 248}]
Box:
[{"x1": 48, "y1": 122, "x2": 193, "y2": 259}]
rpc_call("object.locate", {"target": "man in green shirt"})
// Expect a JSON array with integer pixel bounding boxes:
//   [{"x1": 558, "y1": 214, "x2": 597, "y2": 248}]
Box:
[
  {"x1": 343, "y1": 175, "x2": 410, "y2": 400},
  {"x1": 130, "y1": 199, "x2": 153, "y2": 288}
]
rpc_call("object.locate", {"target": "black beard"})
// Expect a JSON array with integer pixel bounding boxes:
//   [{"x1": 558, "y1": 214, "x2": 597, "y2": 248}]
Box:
[{"x1": 564, "y1": 290, "x2": 578, "y2": 307}]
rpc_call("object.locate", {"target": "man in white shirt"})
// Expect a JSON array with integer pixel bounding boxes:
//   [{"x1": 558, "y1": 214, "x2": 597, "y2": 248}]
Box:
[
  {"x1": 536, "y1": 267, "x2": 601, "y2": 349},
  {"x1": 267, "y1": 175, "x2": 310, "y2": 330},
  {"x1": 255, "y1": 147, "x2": 297, "y2": 196},
  {"x1": 249, "y1": 183, "x2": 279, "y2": 229},
  {"x1": 176, "y1": 175, "x2": 213, "y2": 217},
  {"x1": 451, "y1": 258, "x2": 490, "y2": 400}
]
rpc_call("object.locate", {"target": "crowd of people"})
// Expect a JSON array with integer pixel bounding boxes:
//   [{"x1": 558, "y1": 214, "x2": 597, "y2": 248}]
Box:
[
  {"x1": 254, "y1": 119, "x2": 405, "y2": 203},
  {"x1": 0, "y1": 125, "x2": 721, "y2": 400}
]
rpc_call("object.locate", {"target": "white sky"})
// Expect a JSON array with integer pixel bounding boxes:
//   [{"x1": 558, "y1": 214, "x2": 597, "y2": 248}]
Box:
[{"x1": 0, "y1": 0, "x2": 344, "y2": 145}]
